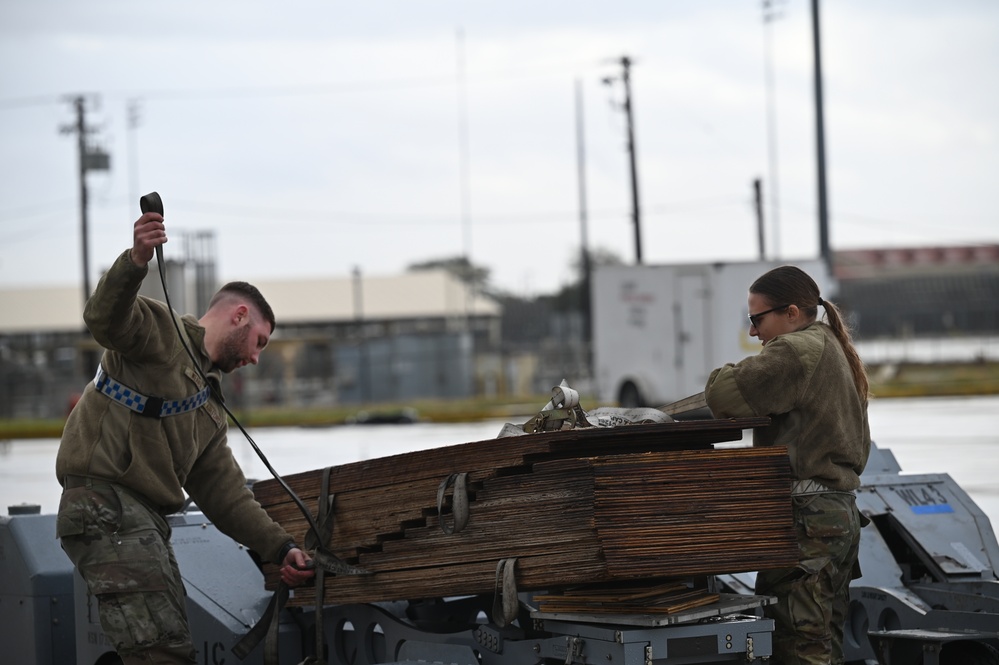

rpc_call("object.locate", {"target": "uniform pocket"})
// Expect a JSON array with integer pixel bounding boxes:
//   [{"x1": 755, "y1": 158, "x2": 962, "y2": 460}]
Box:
[
  {"x1": 85, "y1": 558, "x2": 170, "y2": 595},
  {"x1": 56, "y1": 485, "x2": 122, "y2": 540},
  {"x1": 796, "y1": 496, "x2": 853, "y2": 539},
  {"x1": 794, "y1": 494, "x2": 860, "y2": 573},
  {"x1": 56, "y1": 488, "x2": 90, "y2": 538},
  {"x1": 84, "y1": 559, "x2": 187, "y2": 654}
]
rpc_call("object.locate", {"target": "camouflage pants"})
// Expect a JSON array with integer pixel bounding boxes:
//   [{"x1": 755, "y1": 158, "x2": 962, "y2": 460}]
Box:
[
  {"x1": 56, "y1": 479, "x2": 197, "y2": 664},
  {"x1": 755, "y1": 491, "x2": 862, "y2": 665}
]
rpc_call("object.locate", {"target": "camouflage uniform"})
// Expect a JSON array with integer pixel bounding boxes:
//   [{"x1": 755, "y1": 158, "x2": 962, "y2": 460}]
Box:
[
  {"x1": 755, "y1": 491, "x2": 864, "y2": 665},
  {"x1": 55, "y1": 250, "x2": 295, "y2": 664},
  {"x1": 57, "y1": 478, "x2": 196, "y2": 663},
  {"x1": 705, "y1": 323, "x2": 871, "y2": 665}
]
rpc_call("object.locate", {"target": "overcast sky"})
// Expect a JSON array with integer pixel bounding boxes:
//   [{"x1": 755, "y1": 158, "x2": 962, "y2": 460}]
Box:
[{"x1": 1, "y1": 1, "x2": 996, "y2": 300}]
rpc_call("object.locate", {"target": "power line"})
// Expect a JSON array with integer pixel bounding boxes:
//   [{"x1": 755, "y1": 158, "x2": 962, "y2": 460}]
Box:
[
  {"x1": 0, "y1": 211, "x2": 71, "y2": 244},
  {"x1": 0, "y1": 94, "x2": 64, "y2": 110},
  {"x1": 9, "y1": 193, "x2": 957, "y2": 238},
  {"x1": 0, "y1": 199, "x2": 77, "y2": 220},
  {"x1": 0, "y1": 194, "x2": 755, "y2": 237},
  {"x1": 779, "y1": 198, "x2": 997, "y2": 239},
  {"x1": 0, "y1": 59, "x2": 611, "y2": 110},
  {"x1": 162, "y1": 197, "x2": 748, "y2": 227}
]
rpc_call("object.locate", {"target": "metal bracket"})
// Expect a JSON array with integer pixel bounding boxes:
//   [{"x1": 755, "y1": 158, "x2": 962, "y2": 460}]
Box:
[{"x1": 564, "y1": 636, "x2": 584, "y2": 665}]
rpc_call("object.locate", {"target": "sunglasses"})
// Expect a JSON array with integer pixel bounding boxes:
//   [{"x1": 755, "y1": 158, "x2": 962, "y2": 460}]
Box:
[{"x1": 748, "y1": 304, "x2": 790, "y2": 329}]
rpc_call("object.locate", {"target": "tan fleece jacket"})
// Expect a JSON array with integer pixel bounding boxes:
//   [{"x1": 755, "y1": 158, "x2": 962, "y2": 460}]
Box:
[
  {"x1": 56, "y1": 249, "x2": 293, "y2": 563},
  {"x1": 705, "y1": 323, "x2": 870, "y2": 490}
]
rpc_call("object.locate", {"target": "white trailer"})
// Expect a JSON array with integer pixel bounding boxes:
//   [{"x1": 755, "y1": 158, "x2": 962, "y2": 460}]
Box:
[{"x1": 592, "y1": 259, "x2": 833, "y2": 407}]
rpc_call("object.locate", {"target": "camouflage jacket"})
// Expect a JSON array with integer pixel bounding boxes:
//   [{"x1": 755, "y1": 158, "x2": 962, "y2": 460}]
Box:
[
  {"x1": 56, "y1": 249, "x2": 292, "y2": 563},
  {"x1": 704, "y1": 322, "x2": 870, "y2": 491}
]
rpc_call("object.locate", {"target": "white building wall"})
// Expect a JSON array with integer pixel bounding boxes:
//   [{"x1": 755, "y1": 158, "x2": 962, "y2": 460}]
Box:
[{"x1": 0, "y1": 269, "x2": 499, "y2": 334}]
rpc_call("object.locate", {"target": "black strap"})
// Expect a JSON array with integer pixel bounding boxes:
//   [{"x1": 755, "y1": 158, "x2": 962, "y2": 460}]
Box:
[
  {"x1": 234, "y1": 467, "x2": 326, "y2": 664},
  {"x1": 304, "y1": 467, "x2": 336, "y2": 552},
  {"x1": 304, "y1": 468, "x2": 369, "y2": 576},
  {"x1": 311, "y1": 467, "x2": 333, "y2": 664},
  {"x1": 235, "y1": 467, "x2": 369, "y2": 662},
  {"x1": 232, "y1": 582, "x2": 288, "y2": 662}
]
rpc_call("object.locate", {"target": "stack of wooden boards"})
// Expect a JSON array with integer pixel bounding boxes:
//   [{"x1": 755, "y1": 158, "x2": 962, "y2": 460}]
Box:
[
  {"x1": 532, "y1": 579, "x2": 719, "y2": 615},
  {"x1": 253, "y1": 417, "x2": 799, "y2": 609}
]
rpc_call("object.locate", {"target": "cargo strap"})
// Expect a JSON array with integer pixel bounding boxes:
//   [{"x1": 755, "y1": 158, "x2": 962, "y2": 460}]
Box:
[
  {"x1": 234, "y1": 467, "x2": 368, "y2": 664},
  {"x1": 232, "y1": 581, "x2": 288, "y2": 663},
  {"x1": 94, "y1": 366, "x2": 210, "y2": 418},
  {"x1": 303, "y1": 467, "x2": 369, "y2": 576},
  {"x1": 492, "y1": 557, "x2": 519, "y2": 628},
  {"x1": 437, "y1": 472, "x2": 469, "y2": 535},
  {"x1": 507, "y1": 380, "x2": 677, "y2": 437},
  {"x1": 302, "y1": 466, "x2": 334, "y2": 665},
  {"x1": 521, "y1": 381, "x2": 592, "y2": 434}
]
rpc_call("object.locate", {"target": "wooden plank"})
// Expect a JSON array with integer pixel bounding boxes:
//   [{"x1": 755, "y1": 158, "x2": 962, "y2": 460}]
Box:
[{"x1": 253, "y1": 417, "x2": 768, "y2": 508}]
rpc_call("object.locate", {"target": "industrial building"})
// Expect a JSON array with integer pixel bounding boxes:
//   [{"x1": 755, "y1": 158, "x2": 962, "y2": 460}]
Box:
[
  {"x1": 1, "y1": 243, "x2": 995, "y2": 419},
  {"x1": 0, "y1": 258, "x2": 503, "y2": 418}
]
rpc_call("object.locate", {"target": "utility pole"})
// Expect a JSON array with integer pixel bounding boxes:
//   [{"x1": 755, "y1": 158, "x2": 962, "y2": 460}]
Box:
[
  {"x1": 762, "y1": 0, "x2": 785, "y2": 259},
  {"x1": 60, "y1": 95, "x2": 110, "y2": 307},
  {"x1": 352, "y1": 266, "x2": 369, "y2": 403},
  {"x1": 127, "y1": 99, "x2": 142, "y2": 208},
  {"x1": 622, "y1": 57, "x2": 642, "y2": 265},
  {"x1": 575, "y1": 79, "x2": 592, "y2": 350},
  {"x1": 753, "y1": 178, "x2": 766, "y2": 261},
  {"x1": 811, "y1": 0, "x2": 831, "y2": 272},
  {"x1": 603, "y1": 56, "x2": 643, "y2": 265},
  {"x1": 455, "y1": 28, "x2": 472, "y2": 316}
]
